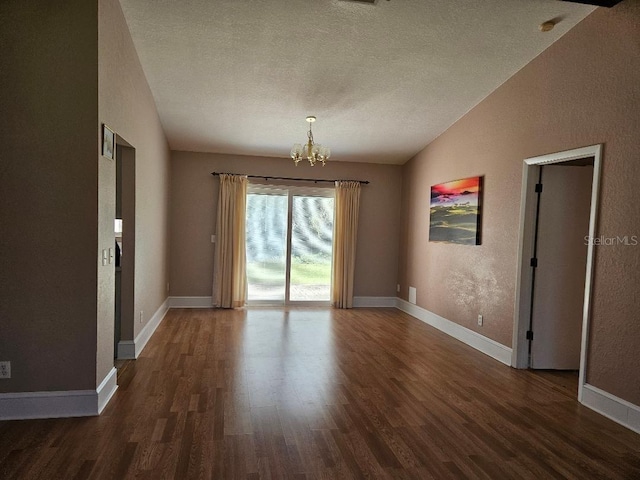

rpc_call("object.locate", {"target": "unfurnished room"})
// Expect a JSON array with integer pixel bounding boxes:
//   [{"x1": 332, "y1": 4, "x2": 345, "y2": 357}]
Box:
[{"x1": 1, "y1": 0, "x2": 639, "y2": 478}]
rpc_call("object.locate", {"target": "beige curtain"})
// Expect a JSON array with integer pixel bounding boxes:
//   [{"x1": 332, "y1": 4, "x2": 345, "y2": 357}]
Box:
[
  {"x1": 331, "y1": 181, "x2": 361, "y2": 309},
  {"x1": 212, "y1": 174, "x2": 248, "y2": 308}
]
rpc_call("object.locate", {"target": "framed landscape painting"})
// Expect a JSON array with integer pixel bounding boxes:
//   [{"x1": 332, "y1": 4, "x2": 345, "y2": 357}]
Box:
[{"x1": 429, "y1": 176, "x2": 482, "y2": 245}]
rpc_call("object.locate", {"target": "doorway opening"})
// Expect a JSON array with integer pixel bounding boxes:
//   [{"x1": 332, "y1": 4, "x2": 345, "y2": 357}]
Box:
[
  {"x1": 245, "y1": 184, "x2": 334, "y2": 305},
  {"x1": 115, "y1": 138, "x2": 136, "y2": 360},
  {"x1": 513, "y1": 144, "x2": 602, "y2": 402}
]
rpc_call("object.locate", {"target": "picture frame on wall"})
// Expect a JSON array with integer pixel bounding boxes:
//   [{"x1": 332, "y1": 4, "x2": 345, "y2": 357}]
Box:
[
  {"x1": 102, "y1": 124, "x2": 115, "y2": 160},
  {"x1": 429, "y1": 176, "x2": 483, "y2": 245}
]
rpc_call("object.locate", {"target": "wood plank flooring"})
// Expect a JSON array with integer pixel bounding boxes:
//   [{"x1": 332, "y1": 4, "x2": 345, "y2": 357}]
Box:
[{"x1": 1, "y1": 307, "x2": 639, "y2": 479}]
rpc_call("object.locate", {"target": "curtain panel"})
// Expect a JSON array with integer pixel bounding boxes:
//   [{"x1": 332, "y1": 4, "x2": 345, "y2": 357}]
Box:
[
  {"x1": 212, "y1": 174, "x2": 248, "y2": 308},
  {"x1": 331, "y1": 181, "x2": 361, "y2": 309}
]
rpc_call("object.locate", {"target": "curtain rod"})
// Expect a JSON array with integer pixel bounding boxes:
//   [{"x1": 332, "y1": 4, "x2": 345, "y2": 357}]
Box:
[{"x1": 210, "y1": 172, "x2": 369, "y2": 185}]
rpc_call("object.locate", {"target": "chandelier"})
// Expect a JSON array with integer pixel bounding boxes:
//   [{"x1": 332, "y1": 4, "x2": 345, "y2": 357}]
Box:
[{"x1": 290, "y1": 116, "x2": 331, "y2": 166}]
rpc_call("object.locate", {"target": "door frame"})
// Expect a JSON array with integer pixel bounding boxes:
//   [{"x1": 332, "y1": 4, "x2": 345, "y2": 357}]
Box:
[
  {"x1": 512, "y1": 144, "x2": 602, "y2": 402},
  {"x1": 114, "y1": 136, "x2": 136, "y2": 360}
]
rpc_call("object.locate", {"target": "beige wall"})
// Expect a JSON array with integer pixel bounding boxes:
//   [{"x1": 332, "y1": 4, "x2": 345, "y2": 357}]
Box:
[
  {"x1": 98, "y1": 0, "x2": 171, "y2": 382},
  {"x1": 0, "y1": 1, "x2": 98, "y2": 392},
  {"x1": 399, "y1": 3, "x2": 640, "y2": 405},
  {"x1": 0, "y1": 0, "x2": 170, "y2": 394},
  {"x1": 170, "y1": 152, "x2": 402, "y2": 299}
]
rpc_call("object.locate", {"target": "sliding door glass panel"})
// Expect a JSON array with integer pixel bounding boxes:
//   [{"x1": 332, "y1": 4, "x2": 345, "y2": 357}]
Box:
[
  {"x1": 290, "y1": 195, "x2": 334, "y2": 302},
  {"x1": 246, "y1": 192, "x2": 288, "y2": 303}
]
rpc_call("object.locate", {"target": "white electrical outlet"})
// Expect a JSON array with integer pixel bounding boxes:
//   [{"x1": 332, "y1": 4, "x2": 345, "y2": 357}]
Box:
[
  {"x1": 478, "y1": 314, "x2": 483, "y2": 326},
  {"x1": 396, "y1": 284, "x2": 400, "y2": 293},
  {"x1": 140, "y1": 311, "x2": 144, "y2": 323},
  {"x1": 0, "y1": 361, "x2": 11, "y2": 379},
  {"x1": 166, "y1": 282, "x2": 170, "y2": 292}
]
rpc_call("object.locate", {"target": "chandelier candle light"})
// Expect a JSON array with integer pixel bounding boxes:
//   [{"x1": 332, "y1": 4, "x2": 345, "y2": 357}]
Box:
[{"x1": 290, "y1": 116, "x2": 331, "y2": 166}]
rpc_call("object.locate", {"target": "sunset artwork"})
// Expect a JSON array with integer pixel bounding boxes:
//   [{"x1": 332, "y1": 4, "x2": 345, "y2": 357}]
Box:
[{"x1": 429, "y1": 176, "x2": 482, "y2": 245}]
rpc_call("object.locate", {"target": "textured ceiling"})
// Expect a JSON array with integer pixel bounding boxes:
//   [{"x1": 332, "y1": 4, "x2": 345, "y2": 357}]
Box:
[{"x1": 119, "y1": 0, "x2": 595, "y2": 164}]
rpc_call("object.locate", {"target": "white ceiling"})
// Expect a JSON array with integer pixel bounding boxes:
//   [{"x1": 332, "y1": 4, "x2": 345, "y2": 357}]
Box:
[{"x1": 119, "y1": 0, "x2": 595, "y2": 165}]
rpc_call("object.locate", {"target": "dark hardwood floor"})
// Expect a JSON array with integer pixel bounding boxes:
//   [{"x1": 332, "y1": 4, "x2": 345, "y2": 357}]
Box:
[{"x1": 1, "y1": 307, "x2": 639, "y2": 479}]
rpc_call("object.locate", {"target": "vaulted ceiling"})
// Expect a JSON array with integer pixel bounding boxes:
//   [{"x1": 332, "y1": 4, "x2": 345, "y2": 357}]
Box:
[{"x1": 119, "y1": 0, "x2": 596, "y2": 164}]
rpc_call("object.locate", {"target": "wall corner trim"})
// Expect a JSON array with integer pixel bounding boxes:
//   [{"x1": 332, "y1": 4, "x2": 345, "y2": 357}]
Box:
[
  {"x1": 581, "y1": 384, "x2": 640, "y2": 435},
  {"x1": 168, "y1": 296, "x2": 214, "y2": 308},
  {"x1": 353, "y1": 296, "x2": 397, "y2": 307},
  {"x1": 97, "y1": 367, "x2": 118, "y2": 414},
  {"x1": 395, "y1": 297, "x2": 512, "y2": 365},
  {"x1": 118, "y1": 298, "x2": 170, "y2": 360},
  {"x1": 0, "y1": 367, "x2": 119, "y2": 421}
]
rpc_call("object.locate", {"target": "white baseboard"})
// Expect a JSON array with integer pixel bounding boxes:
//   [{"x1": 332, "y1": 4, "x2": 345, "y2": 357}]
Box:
[
  {"x1": 353, "y1": 296, "x2": 397, "y2": 307},
  {"x1": 97, "y1": 367, "x2": 118, "y2": 414},
  {"x1": 581, "y1": 384, "x2": 640, "y2": 434},
  {"x1": 169, "y1": 296, "x2": 396, "y2": 308},
  {"x1": 129, "y1": 297, "x2": 170, "y2": 359},
  {"x1": 395, "y1": 298, "x2": 512, "y2": 365},
  {"x1": 395, "y1": 299, "x2": 640, "y2": 435},
  {"x1": 0, "y1": 367, "x2": 118, "y2": 420},
  {"x1": 169, "y1": 296, "x2": 213, "y2": 308},
  {"x1": 0, "y1": 297, "x2": 169, "y2": 420},
  {"x1": 0, "y1": 390, "x2": 97, "y2": 420},
  {"x1": 117, "y1": 298, "x2": 170, "y2": 360}
]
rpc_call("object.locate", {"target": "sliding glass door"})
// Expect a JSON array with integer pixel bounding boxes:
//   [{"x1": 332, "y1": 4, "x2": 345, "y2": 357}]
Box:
[
  {"x1": 246, "y1": 185, "x2": 334, "y2": 304},
  {"x1": 290, "y1": 194, "x2": 334, "y2": 301},
  {"x1": 246, "y1": 188, "x2": 288, "y2": 302}
]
